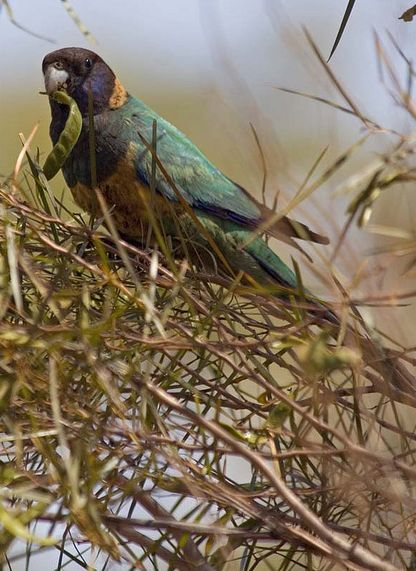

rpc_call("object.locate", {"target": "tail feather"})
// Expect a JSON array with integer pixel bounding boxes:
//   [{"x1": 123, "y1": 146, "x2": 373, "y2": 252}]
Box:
[
  {"x1": 260, "y1": 208, "x2": 330, "y2": 245},
  {"x1": 231, "y1": 180, "x2": 329, "y2": 246}
]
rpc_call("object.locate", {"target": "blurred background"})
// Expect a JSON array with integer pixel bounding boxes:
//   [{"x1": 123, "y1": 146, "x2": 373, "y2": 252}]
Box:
[{"x1": 1, "y1": 0, "x2": 416, "y2": 337}]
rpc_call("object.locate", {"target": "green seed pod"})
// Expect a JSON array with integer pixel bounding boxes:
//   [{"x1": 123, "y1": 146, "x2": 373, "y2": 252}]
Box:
[{"x1": 43, "y1": 90, "x2": 82, "y2": 180}]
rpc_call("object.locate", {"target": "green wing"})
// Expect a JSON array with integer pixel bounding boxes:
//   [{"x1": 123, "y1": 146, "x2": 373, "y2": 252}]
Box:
[
  {"x1": 126, "y1": 96, "x2": 264, "y2": 228},
  {"x1": 116, "y1": 97, "x2": 328, "y2": 294},
  {"x1": 124, "y1": 96, "x2": 328, "y2": 246}
]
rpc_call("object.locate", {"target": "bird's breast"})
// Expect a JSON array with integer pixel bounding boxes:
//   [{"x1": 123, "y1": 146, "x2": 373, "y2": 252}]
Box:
[{"x1": 69, "y1": 150, "x2": 174, "y2": 240}]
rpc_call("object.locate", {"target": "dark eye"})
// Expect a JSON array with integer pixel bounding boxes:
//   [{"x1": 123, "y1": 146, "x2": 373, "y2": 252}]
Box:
[
  {"x1": 54, "y1": 61, "x2": 64, "y2": 70},
  {"x1": 84, "y1": 58, "x2": 92, "y2": 69}
]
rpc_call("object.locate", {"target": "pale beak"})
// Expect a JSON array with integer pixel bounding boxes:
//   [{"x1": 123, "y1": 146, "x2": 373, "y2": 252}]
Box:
[{"x1": 44, "y1": 65, "x2": 70, "y2": 95}]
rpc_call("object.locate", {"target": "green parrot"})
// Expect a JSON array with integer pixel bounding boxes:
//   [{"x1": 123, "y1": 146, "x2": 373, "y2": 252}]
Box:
[{"x1": 42, "y1": 47, "x2": 330, "y2": 312}]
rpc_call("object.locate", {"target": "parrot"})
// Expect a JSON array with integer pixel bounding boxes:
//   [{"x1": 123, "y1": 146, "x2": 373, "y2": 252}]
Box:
[{"x1": 42, "y1": 47, "x2": 330, "y2": 311}]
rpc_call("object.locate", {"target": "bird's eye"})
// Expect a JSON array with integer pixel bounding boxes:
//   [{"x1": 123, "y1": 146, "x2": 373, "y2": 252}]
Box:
[
  {"x1": 54, "y1": 61, "x2": 64, "y2": 70},
  {"x1": 84, "y1": 58, "x2": 92, "y2": 69}
]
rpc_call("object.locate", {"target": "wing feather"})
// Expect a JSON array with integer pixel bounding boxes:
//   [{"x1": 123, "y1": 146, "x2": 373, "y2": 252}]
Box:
[{"x1": 126, "y1": 97, "x2": 328, "y2": 247}]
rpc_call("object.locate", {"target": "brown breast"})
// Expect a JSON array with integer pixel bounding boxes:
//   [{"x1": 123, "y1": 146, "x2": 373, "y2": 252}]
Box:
[{"x1": 69, "y1": 151, "x2": 174, "y2": 241}]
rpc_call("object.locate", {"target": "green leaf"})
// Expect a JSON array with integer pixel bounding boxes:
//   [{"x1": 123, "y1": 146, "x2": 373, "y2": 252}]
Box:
[
  {"x1": 329, "y1": 0, "x2": 357, "y2": 61},
  {"x1": 0, "y1": 502, "x2": 57, "y2": 547},
  {"x1": 267, "y1": 402, "x2": 291, "y2": 429},
  {"x1": 299, "y1": 334, "x2": 362, "y2": 375}
]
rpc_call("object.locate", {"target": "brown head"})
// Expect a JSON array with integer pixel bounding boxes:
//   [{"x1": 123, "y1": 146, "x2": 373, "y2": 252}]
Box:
[{"x1": 42, "y1": 47, "x2": 127, "y2": 116}]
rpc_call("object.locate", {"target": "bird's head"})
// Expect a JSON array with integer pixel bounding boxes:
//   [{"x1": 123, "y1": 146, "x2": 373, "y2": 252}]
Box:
[{"x1": 42, "y1": 47, "x2": 127, "y2": 116}]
